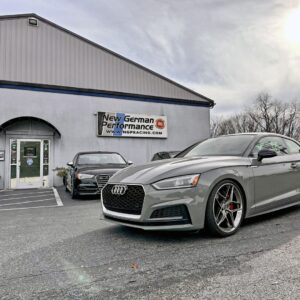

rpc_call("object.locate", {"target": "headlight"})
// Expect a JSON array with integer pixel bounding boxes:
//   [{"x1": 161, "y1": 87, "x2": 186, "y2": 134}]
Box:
[
  {"x1": 76, "y1": 173, "x2": 94, "y2": 180},
  {"x1": 152, "y1": 174, "x2": 200, "y2": 190}
]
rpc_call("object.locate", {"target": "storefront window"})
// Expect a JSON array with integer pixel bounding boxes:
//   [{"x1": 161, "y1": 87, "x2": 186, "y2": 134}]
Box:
[
  {"x1": 11, "y1": 140, "x2": 17, "y2": 164},
  {"x1": 43, "y1": 140, "x2": 49, "y2": 176},
  {"x1": 10, "y1": 140, "x2": 17, "y2": 179},
  {"x1": 10, "y1": 165, "x2": 16, "y2": 179}
]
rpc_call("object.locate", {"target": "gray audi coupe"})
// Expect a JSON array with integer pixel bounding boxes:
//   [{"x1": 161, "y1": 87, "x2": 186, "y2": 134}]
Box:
[{"x1": 101, "y1": 133, "x2": 300, "y2": 236}]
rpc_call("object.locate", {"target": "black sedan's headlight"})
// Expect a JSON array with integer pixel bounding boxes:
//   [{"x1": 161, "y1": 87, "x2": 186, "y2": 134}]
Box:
[{"x1": 76, "y1": 173, "x2": 95, "y2": 180}]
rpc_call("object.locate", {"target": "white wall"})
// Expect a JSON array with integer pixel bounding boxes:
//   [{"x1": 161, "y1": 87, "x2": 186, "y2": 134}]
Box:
[{"x1": 0, "y1": 88, "x2": 210, "y2": 187}]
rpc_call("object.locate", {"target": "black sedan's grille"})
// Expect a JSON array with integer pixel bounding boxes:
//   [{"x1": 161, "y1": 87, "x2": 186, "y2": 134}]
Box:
[
  {"x1": 96, "y1": 175, "x2": 110, "y2": 190},
  {"x1": 102, "y1": 184, "x2": 144, "y2": 215}
]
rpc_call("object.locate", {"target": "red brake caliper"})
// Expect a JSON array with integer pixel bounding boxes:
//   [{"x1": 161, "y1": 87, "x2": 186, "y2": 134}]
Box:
[
  {"x1": 226, "y1": 190, "x2": 235, "y2": 210},
  {"x1": 229, "y1": 202, "x2": 235, "y2": 210}
]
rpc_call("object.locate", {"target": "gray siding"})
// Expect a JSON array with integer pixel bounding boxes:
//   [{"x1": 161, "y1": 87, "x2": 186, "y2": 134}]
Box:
[
  {"x1": 0, "y1": 16, "x2": 211, "y2": 103},
  {"x1": 0, "y1": 88, "x2": 210, "y2": 188}
]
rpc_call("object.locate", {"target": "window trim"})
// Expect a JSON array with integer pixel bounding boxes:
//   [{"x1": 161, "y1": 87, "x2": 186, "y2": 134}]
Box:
[{"x1": 282, "y1": 137, "x2": 300, "y2": 155}]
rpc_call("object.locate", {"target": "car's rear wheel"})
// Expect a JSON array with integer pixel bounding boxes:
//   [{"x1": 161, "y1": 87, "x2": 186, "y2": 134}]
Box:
[{"x1": 205, "y1": 180, "x2": 245, "y2": 237}]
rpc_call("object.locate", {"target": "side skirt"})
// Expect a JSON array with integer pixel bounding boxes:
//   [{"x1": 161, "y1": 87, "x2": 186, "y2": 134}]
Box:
[{"x1": 245, "y1": 200, "x2": 300, "y2": 219}]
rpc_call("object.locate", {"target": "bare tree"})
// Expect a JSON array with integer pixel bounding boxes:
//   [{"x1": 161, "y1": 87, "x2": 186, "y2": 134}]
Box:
[{"x1": 211, "y1": 93, "x2": 300, "y2": 140}]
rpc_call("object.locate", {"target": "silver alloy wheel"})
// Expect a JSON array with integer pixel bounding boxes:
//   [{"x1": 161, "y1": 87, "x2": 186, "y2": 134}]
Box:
[{"x1": 213, "y1": 183, "x2": 243, "y2": 233}]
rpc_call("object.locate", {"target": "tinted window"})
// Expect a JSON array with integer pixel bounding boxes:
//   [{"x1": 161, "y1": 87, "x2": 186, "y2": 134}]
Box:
[
  {"x1": 183, "y1": 135, "x2": 255, "y2": 157},
  {"x1": 77, "y1": 153, "x2": 126, "y2": 165},
  {"x1": 152, "y1": 152, "x2": 171, "y2": 161},
  {"x1": 284, "y1": 138, "x2": 300, "y2": 154},
  {"x1": 251, "y1": 136, "x2": 287, "y2": 157}
]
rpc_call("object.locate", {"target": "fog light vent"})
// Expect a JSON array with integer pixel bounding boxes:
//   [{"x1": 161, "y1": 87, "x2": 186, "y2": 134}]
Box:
[{"x1": 150, "y1": 205, "x2": 190, "y2": 221}]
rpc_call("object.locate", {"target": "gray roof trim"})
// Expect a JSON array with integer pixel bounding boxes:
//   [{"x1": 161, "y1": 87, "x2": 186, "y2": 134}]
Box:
[
  {"x1": 0, "y1": 80, "x2": 213, "y2": 108},
  {"x1": 0, "y1": 13, "x2": 215, "y2": 106}
]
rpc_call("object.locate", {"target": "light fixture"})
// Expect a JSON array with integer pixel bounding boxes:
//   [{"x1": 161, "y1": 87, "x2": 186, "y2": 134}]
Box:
[{"x1": 28, "y1": 17, "x2": 38, "y2": 27}]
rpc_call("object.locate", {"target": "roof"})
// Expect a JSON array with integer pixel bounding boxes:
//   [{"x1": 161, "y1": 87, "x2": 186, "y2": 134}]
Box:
[
  {"x1": 76, "y1": 151, "x2": 122, "y2": 155},
  {"x1": 0, "y1": 13, "x2": 215, "y2": 107},
  {"x1": 219, "y1": 132, "x2": 299, "y2": 141},
  {"x1": 225, "y1": 132, "x2": 285, "y2": 136}
]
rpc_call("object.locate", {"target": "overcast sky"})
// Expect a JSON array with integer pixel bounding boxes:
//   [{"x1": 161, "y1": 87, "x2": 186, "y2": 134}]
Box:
[{"x1": 2, "y1": 0, "x2": 300, "y2": 116}]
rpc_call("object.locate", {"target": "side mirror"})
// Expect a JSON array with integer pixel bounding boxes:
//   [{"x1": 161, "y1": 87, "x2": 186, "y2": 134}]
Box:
[
  {"x1": 127, "y1": 160, "x2": 133, "y2": 165},
  {"x1": 257, "y1": 149, "x2": 277, "y2": 162},
  {"x1": 67, "y1": 161, "x2": 74, "y2": 167}
]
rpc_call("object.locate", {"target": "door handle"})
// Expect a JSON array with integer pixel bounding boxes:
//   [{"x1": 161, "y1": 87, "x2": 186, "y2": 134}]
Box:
[{"x1": 290, "y1": 162, "x2": 298, "y2": 169}]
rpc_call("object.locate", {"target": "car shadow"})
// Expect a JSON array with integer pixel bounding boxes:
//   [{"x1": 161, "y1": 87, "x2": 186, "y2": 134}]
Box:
[
  {"x1": 99, "y1": 203, "x2": 300, "y2": 244},
  {"x1": 56, "y1": 185, "x2": 101, "y2": 205},
  {"x1": 242, "y1": 204, "x2": 300, "y2": 226},
  {"x1": 76, "y1": 195, "x2": 100, "y2": 201}
]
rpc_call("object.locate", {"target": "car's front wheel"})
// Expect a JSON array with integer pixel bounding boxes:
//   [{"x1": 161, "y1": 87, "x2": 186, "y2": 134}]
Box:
[
  {"x1": 71, "y1": 180, "x2": 78, "y2": 199},
  {"x1": 205, "y1": 180, "x2": 245, "y2": 237}
]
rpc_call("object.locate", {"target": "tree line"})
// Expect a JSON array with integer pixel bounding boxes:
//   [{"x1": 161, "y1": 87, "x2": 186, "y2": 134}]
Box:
[{"x1": 211, "y1": 93, "x2": 300, "y2": 140}]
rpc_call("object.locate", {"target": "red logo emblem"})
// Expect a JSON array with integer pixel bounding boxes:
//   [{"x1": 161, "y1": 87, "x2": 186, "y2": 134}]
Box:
[{"x1": 155, "y1": 118, "x2": 165, "y2": 129}]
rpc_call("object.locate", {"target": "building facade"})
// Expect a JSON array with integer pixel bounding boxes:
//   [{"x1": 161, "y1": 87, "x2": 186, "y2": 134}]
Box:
[{"x1": 0, "y1": 14, "x2": 214, "y2": 190}]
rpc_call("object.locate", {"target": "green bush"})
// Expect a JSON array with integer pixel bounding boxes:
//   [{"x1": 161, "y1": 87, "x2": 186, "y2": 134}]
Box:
[{"x1": 55, "y1": 167, "x2": 68, "y2": 178}]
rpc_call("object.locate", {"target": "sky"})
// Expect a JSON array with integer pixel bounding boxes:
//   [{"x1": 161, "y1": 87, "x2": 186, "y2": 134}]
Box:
[{"x1": 1, "y1": 0, "x2": 300, "y2": 117}]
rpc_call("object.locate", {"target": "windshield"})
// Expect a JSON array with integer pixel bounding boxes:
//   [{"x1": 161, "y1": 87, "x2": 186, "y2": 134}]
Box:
[
  {"x1": 77, "y1": 153, "x2": 126, "y2": 165},
  {"x1": 182, "y1": 135, "x2": 255, "y2": 157}
]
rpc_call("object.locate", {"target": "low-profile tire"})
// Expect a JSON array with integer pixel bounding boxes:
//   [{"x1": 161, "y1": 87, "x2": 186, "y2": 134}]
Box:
[
  {"x1": 71, "y1": 183, "x2": 78, "y2": 199},
  {"x1": 205, "y1": 180, "x2": 245, "y2": 237}
]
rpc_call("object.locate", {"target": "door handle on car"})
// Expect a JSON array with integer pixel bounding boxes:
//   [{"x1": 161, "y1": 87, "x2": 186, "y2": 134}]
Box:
[{"x1": 290, "y1": 162, "x2": 298, "y2": 169}]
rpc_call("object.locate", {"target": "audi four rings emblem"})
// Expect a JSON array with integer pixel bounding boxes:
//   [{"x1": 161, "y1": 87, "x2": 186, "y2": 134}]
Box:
[{"x1": 111, "y1": 184, "x2": 128, "y2": 196}]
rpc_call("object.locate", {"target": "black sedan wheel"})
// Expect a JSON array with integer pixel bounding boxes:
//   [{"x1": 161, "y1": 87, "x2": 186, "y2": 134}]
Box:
[
  {"x1": 71, "y1": 181, "x2": 78, "y2": 199},
  {"x1": 206, "y1": 180, "x2": 245, "y2": 237}
]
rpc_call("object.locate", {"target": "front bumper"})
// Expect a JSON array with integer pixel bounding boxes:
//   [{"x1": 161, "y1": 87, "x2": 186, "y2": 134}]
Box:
[
  {"x1": 101, "y1": 184, "x2": 207, "y2": 231},
  {"x1": 77, "y1": 182, "x2": 100, "y2": 195},
  {"x1": 76, "y1": 175, "x2": 109, "y2": 196}
]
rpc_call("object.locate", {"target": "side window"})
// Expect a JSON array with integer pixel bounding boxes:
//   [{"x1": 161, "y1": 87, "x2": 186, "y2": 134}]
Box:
[
  {"x1": 284, "y1": 139, "x2": 300, "y2": 154},
  {"x1": 251, "y1": 137, "x2": 287, "y2": 157}
]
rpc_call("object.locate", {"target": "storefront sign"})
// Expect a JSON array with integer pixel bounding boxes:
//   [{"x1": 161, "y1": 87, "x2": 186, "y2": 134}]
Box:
[{"x1": 97, "y1": 112, "x2": 167, "y2": 138}]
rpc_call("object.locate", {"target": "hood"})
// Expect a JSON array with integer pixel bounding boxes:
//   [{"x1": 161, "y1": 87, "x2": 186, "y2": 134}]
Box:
[
  {"x1": 76, "y1": 164, "x2": 127, "y2": 176},
  {"x1": 109, "y1": 156, "x2": 251, "y2": 184}
]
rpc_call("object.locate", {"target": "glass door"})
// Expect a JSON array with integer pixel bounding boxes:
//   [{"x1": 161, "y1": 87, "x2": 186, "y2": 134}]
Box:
[
  {"x1": 9, "y1": 139, "x2": 50, "y2": 189},
  {"x1": 18, "y1": 140, "x2": 42, "y2": 189}
]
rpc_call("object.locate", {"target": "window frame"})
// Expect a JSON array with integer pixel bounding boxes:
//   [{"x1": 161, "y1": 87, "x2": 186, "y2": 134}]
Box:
[{"x1": 282, "y1": 137, "x2": 300, "y2": 155}]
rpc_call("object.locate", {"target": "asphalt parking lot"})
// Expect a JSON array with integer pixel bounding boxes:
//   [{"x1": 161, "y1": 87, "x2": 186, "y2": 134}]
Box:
[
  {"x1": 0, "y1": 186, "x2": 299, "y2": 300},
  {"x1": 0, "y1": 188, "x2": 62, "y2": 211}
]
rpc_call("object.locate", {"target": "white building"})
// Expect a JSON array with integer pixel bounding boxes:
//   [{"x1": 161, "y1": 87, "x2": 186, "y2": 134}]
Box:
[{"x1": 0, "y1": 13, "x2": 214, "y2": 190}]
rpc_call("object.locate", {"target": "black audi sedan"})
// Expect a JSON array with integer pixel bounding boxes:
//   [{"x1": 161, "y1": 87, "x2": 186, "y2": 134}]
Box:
[{"x1": 65, "y1": 151, "x2": 132, "y2": 199}]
